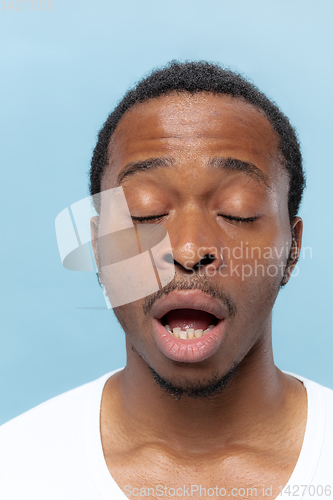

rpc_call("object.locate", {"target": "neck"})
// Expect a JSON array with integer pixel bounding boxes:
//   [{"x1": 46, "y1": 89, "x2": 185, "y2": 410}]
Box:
[{"x1": 102, "y1": 331, "x2": 295, "y2": 457}]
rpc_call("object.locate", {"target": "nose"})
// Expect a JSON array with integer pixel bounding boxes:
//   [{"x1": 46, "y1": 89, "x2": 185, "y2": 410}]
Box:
[
  {"x1": 157, "y1": 211, "x2": 224, "y2": 275},
  {"x1": 172, "y1": 245, "x2": 223, "y2": 274},
  {"x1": 191, "y1": 251, "x2": 221, "y2": 271}
]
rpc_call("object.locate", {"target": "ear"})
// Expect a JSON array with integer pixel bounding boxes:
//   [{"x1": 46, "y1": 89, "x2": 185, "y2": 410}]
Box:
[
  {"x1": 282, "y1": 216, "x2": 303, "y2": 285},
  {"x1": 90, "y1": 216, "x2": 100, "y2": 269},
  {"x1": 290, "y1": 216, "x2": 303, "y2": 265}
]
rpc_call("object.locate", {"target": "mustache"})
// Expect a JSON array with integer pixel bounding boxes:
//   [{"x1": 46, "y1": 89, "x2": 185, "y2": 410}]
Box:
[{"x1": 142, "y1": 274, "x2": 237, "y2": 317}]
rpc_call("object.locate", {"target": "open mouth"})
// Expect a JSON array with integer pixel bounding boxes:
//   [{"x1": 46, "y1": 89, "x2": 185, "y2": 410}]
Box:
[
  {"x1": 161, "y1": 309, "x2": 219, "y2": 340},
  {"x1": 151, "y1": 291, "x2": 229, "y2": 362}
]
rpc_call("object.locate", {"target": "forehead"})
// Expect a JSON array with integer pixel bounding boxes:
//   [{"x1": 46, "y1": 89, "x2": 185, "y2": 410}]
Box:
[{"x1": 102, "y1": 92, "x2": 285, "y2": 189}]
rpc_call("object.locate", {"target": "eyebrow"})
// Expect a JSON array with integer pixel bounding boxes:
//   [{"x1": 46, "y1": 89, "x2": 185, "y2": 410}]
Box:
[
  {"x1": 208, "y1": 157, "x2": 271, "y2": 190},
  {"x1": 116, "y1": 157, "x2": 174, "y2": 186},
  {"x1": 116, "y1": 155, "x2": 271, "y2": 190}
]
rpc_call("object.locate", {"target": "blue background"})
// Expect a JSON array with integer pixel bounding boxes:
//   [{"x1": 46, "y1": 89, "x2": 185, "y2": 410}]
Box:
[{"x1": 1, "y1": 0, "x2": 332, "y2": 424}]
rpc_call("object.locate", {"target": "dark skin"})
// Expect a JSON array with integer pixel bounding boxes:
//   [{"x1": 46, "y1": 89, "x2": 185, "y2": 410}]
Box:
[{"x1": 91, "y1": 92, "x2": 306, "y2": 499}]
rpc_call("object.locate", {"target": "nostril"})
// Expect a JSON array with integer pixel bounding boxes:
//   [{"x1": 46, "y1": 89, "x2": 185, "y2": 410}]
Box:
[
  {"x1": 194, "y1": 253, "x2": 215, "y2": 269},
  {"x1": 164, "y1": 253, "x2": 174, "y2": 264}
]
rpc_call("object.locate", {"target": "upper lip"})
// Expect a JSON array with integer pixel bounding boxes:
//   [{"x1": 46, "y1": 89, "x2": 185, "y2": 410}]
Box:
[{"x1": 151, "y1": 290, "x2": 229, "y2": 322}]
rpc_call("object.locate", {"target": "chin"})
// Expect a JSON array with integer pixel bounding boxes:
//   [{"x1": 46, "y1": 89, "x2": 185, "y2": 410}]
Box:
[{"x1": 147, "y1": 361, "x2": 240, "y2": 400}]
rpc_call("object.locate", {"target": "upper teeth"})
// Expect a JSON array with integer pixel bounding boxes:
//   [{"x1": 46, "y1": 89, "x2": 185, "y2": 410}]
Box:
[{"x1": 165, "y1": 325, "x2": 215, "y2": 339}]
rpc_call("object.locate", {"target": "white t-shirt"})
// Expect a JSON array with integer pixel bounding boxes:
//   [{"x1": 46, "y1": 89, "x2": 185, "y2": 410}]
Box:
[{"x1": 0, "y1": 369, "x2": 332, "y2": 499}]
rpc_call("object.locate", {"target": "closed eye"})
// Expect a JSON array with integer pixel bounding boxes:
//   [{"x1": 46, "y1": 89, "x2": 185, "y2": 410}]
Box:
[
  {"x1": 131, "y1": 214, "x2": 168, "y2": 223},
  {"x1": 219, "y1": 214, "x2": 258, "y2": 223},
  {"x1": 131, "y1": 214, "x2": 258, "y2": 223}
]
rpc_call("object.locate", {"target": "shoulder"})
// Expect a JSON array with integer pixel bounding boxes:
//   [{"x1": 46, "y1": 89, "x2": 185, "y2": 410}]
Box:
[
  {"x1": 289, "y1": 372, "x2": 333, "y2": 406},
  {"x1": 288, "y1": 372, "x2": 333, "y2": 481},
  {"x1": 0, "y1": 376, "x2": 95, "y2": 440},
  {"x1": 0, "y1": 370, "x2": 118, "y2": 443},
  {"x1": 287, "y1": 371, "x2": 333, "y2": 418},
  {"x1": 0, "y1": 371, "x2": 116, "y2": 499}
]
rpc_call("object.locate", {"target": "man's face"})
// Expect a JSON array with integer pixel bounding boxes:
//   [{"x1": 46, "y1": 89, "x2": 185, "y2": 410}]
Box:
[{"x1": 96, "y1": 92, "x2": 301, "y2": 392}]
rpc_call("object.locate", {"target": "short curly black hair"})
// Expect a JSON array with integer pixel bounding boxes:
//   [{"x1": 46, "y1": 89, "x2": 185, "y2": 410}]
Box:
[{"x1": 89, "y1": 60, "x2": 305, "y2": 220}]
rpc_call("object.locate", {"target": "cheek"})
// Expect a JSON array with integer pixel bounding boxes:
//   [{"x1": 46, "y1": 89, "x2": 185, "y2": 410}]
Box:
[
  {"x1": 112, "y1": 304, "x2": 133, "y2": 333},
  {"x1": 224, "y1": 266, "x2": 280, "y2": 347},
  {"x1": 250, "y1": 246, "x2": 289, "y2": 288},
  {"x1": 220, "y1": 226, "x2": 290, "y2": 311},
  {"x1": 220, "y1": 221, "x2": 290, "y2": 268},
  {"x1": 112, "y1": 300, "x2": 148, "y2": 336}
]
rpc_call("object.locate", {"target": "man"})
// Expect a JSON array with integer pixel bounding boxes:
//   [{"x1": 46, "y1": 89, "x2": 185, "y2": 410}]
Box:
[{"x1": 1, "y1": 61, "x2": 332, "y2": 499}]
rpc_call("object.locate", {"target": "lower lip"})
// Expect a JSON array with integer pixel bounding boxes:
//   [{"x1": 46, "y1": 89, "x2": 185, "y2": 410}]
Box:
[{"x1": 152, "y1": 319, "x2": 227, "y2": 363}]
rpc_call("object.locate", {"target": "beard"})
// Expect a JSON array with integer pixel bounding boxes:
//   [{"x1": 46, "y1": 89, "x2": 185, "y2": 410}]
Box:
[{"x1": 148, "y1": 362, "x2": 239, "y2": 401}]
